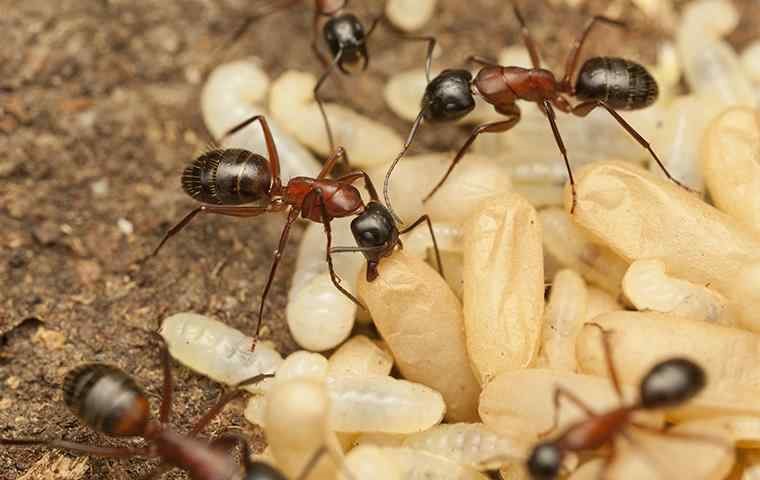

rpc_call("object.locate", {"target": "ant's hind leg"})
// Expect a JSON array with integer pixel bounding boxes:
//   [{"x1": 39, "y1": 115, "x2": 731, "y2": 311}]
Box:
[{"x1": 540, "y1": 386, "x2": 596, "y2": 438}]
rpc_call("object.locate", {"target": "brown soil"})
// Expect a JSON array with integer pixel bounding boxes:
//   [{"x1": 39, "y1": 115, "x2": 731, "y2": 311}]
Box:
[{"x1": 0, "y1": 0, "x2": 756, "y2": 478}]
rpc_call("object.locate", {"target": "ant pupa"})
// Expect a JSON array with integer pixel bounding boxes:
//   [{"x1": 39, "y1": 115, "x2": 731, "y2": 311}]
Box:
[{"x1": 383, "y1": 0, "x2": 687, "y2": 218}]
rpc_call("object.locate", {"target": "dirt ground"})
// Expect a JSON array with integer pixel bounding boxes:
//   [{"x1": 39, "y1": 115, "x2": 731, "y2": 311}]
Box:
[{"x1": 0, "y1": 0, "x2": 757, "y2": 478}]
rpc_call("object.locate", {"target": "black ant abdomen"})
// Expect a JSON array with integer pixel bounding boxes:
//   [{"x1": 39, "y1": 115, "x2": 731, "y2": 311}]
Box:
[
  {"x1": 574, "y1": 57, "x2": 658, "y2": 110},
  {"x1": 63, "y1": 364, "x2": 150, "y2": 437},
  {"x1": 421, "y1": 69, "x2": 476, "y2": 122},
  {"x1": 639, "y1": 357, "x2": 706, "y2": 409},
  {"x1": 324, "y1": 13, "x2": 368, "y2": 72},
  {"x1": 181, "y1": 149, "x2": 272, "y2": 205}
]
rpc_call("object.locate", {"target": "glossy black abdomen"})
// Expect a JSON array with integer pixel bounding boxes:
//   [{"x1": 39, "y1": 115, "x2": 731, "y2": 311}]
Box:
[
  {"x1": 63, "y1": 364, "x2": 150, "y2": 436},
  {"x1": 182, "y1": 149, "x2": 271, "y2": 205},
  {"x1": 574, "y1": 57, "x2": 658, "y2": 110}
]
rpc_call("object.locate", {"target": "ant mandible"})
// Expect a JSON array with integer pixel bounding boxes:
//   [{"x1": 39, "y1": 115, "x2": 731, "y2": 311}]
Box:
[
  {"x1": 526, "y1": 323, "x2": 714, "y2": 480},
  {"x1": 0, "y1": 334, "x2": 291, "y2": 480},
  {"x1": 148, "y1": 114, "x2": 376, "y2": 347},
  {"x1": 383, "y1": 0, "x2": 687, "y2": 217}
]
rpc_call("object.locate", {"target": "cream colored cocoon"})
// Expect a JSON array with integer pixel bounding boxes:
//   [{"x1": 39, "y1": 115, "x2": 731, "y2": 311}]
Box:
[
  {"x1": 463, "y1": 193, "x2": 544, "y2": 384},
  {"x1": 566, "y1": 161, "x2": 760, "y2": 296},
  {"x1": 357, "y1": 250, "x2": 480, "y2": 422},
  {"x1": 702, "y1": 107, "x2": 760, "y2": 236}
]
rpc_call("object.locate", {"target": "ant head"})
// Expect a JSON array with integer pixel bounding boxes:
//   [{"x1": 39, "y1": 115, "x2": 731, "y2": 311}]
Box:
[
  {"x1": 640, "y1": 357, "x2": 706, "y2": 409},
  {"x1": 183, "y1": 149, "x2": 272, "y2": 205},
  {"x1": 244, "y1": 461, "x2": 288, "y2": 480},
  {"x1": 350, "y1": 201, "x2": 399, "y2": 280},
  {"x1": 63, "y1": 364, "x2": 151, "y2": 437},
  {"x1": 421, "y1": 69, "x2": 476, "y2": 122},
  {"x1": 323, "y1": 13, "x2": 368, "y2": 73},
  {"x1": 527, "y1": 441, "x2": 563, "y2": 480}
]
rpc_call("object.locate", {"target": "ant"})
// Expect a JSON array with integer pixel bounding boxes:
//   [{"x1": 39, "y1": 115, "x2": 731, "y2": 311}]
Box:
[
  {"x1": 148, "y1": 114, "x2": 378, "y2": 346},
  {"x1": 383, "y1": 0, "x2": 687, "y2": 218},
  {"x1": 526, "y1": 323, "x2": 717, "y2": 480},
  {"x1": 0, "y1": 334, "x2": 298, "y2": 480},
  {"x1": 330, "y1": 200, "x2": 445, "y2": 282}
]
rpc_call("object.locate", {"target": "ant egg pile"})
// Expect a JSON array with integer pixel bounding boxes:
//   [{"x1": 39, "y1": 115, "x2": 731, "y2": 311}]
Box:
[{"x1": 167, "y1": 0, "x2": 760, "y2": 478}]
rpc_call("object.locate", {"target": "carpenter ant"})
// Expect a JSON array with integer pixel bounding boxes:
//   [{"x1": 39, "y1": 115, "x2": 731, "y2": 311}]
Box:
[
  {"x1": 330, "y1": 200, "x2": 445, "y2": 282},
  {"x1": 0, "y1": 334, "x2": 291, "y2": 480},
  {"x1": 383, "y1": 1, "x2": 686, "y2": 217},
  {"x1": 526, "y1": 323, "x2": 718, "y2": 480},
  {"x1": 148, "y1": 114, "x2": 382, "y2": 346}
]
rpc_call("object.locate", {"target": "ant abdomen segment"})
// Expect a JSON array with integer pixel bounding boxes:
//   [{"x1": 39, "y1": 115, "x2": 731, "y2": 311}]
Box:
[
  {"x1": 639, "y1": 357, "x2": 706, "y2": 409},
  {"x1": 182, "y1": 149, "x2": 272, "y2": 205},
  {"x1": 63, "y1": 364, "x2": 151, "y2": 437},
  {"x1": 575, "y1": 57, "x2": 659, "y2": 110}
]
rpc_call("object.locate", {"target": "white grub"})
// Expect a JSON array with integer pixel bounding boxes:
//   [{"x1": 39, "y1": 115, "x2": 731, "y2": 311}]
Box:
[
  {"x1": 275, "y1": 351, "x2": 329, "y2": 383},
  {"x1": 159, "y1": 313, "x2": 282, "y2": 392},
  {"x1": 368, "y1": 153, "x2": 512, "y2": 225},
  {"x1": 540, "y1": 207, "x2": 627, "y2": 296},
  {"x1": 326, "y1": 375, "x2": 445, "y2": 433},
  {"x1": 537, "y1": 269, "x2": 588, "y2": 372},
  {"x1": 201, "y1": 60, "x2": 321, "y2": 180},
  {"x1": 327, "y1": 335, "x2": 394, "y2": 378},
  {"x1": 622, "y1": 259, "x2": 727, "y2": 324},
  {"x1": 288, "y1": 218, "x2": 362, "y2": 351},
  {"x1": 384, "y1": 69, "x2": 494, "y2": 124},
  {"x1": 265, "y1": 380, "x2": 342, "y2": 480},
  {"x1": 741, "y1": 41, "x2": 760, "y2": 84},
  {"x1": 342, "y1": 445, "x2": 403, "y2": 480},
  {"x1": 585, "y1": 287, "x2": 623, "y2": 324},
  {"x1": 677, "y1": 0, "x2": 754, "y2": 107},
  {"x1": 269, "y1": 70, "x2": 403, "y2": 167},
  {"x1": 463, "y1": 194, "x2": 543, "y2": 384},
  {"x1": 727, "y1": 262, "x2": 760, "y2": 333},
  {"x1": 702, "y1": 107, "x2": 760, "y2": 235},
  {"x1": 401, "y1": 423, "x2": 529, "y2": 471},
  {"x1": 399, "y1": 221, "x2": 464, "y2": 298},
  {"x1": 650, "y1": 94, "x2": 725, "y2": 191},
  {"x1": 352, "y1": 432, "x2": 409, "y2": 449},
  {"x1": 344, "y1": 446, "x2": 490, "y2": 480},
  {"x1": 385, "y1": 0, "x2": 437, "y2": 32},
  {"x1": 567, "y1": 161, "x2": 760, "y2": 297},
  {"x1": 479, "y1": 369, "x2": 664, "y2": 441},
  {"x1": 511, "y1": 183, "x2": 565, "y2": 209},
  {"x1": 650, "y1": 42, "x2": 682, "y2": 104},
  {"x1": 576, "y1": 312, "x2": 760, "y2": 421},
  {"x1": 357, "y1": 250, "x2": 480, "y2": 422}
]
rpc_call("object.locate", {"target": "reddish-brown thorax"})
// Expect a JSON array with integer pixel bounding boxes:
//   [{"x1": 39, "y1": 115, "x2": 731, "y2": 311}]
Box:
[
  {"x1": 555, "y1": 406, "x2": 633, "y2": 452},
  {"x1": 285, "y1": 177, "x2": 365, "y2": 222},
  {"x1": 144, "y1": 424, "x2": 239, "y2": 480},
  {"x1": 474, "y1": 66, "x2": 561, "y2": 108}
]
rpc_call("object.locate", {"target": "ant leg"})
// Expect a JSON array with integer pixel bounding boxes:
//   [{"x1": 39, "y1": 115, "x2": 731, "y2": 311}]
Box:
[
  {"x1": 383, "y1": 110, "x2": 425, "y2": 223},
  {"x1": 150, "y1": 204, "x2": 270, "y2": 257},
  {"x1": 398, "y1": 215, "x2": 444, "y2": 278},
  {"x1": 395, "y1": 35, "x2": 437, "y2": 82},
  {"x1": 629, "y1": 423, "x2": 732, "y2": 451},
  {"x1": 218, "y1": 114, "x2": 282, "y2": 191},
  {"x1": 0, "y1": 438, "x2": 147, "y2": 458},
  {"x1": 466, "y1": 55, "x2": 499, "y2": 68},
  {"x1": 424, "y1": 110, "x2": 521, "y2": 202},
  {"x1": 314, "y1": 52, "x2": 344, "y2": 155},
  {"x1": 149, "y1": 333, "x2": 173, "y2": 425},
  {"x1": 509, "y1": 1, "x2": 541, "y2": 68},
  {"x1": 585, "y1": 322, "x2": 624, "y2": 403},
  {"x1": 542, "y1": 100, "x2": 578, "y2": 213},
  {"x1": 317, "y1": 145, "x2": 348, "y2": 179},
  {"x1": 307, "y1": 189, "x2": 366, "y2": 309},
  {"x1": 210, "y1": 432, "x2": 259, "y2": 472},
  {"x1": 189, "y1": 373, "x2": 275, "y2": 436},
  {"x1": 296, "y1": 445, "x2": 357, "y2": 480},
  {"x1": 254, "y1": 207, "x2": 300, "y2": 347},
  {"x1": 560, "y1": 16, "x2": 626, "y2": 92},
  {"x1": 335, "y1": 170, "x2": 380, "y2": 202},
  {"x1": 539, "y1": 386, "x2": 596, "y2": 437},
  {"x1": 619, "y1": 429, "x2": 673, "y2": 480},
  {"x1": 570, "y1": 100, "x2": 692, "y2": 192}
]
